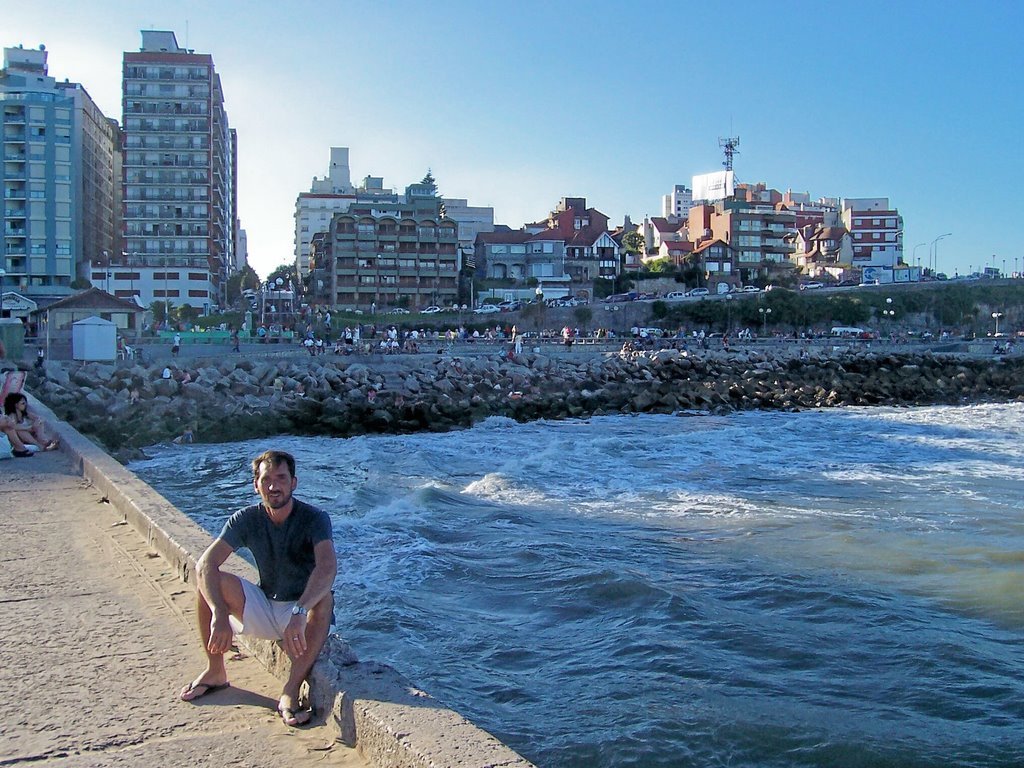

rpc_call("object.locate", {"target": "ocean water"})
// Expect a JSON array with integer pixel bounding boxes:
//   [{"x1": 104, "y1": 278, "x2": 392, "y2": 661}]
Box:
[{"x1": 130, "y1": 403, "x2": 1024, "y2": 768}]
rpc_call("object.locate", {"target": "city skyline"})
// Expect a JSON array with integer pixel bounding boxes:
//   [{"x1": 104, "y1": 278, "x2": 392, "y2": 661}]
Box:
[{"x1": 3, "y1": 0, "x2": 1021, "y2": 280}]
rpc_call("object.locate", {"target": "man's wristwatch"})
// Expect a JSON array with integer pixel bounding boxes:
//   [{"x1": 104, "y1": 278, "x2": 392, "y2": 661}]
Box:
[{"x1": 291, "y1": 604, "x2": 308, "y2": 617}]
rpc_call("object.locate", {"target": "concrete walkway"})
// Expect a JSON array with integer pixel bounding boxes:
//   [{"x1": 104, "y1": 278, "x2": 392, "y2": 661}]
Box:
[{"x1": 0, "y1": 448, "x2": 367, "y2": 767}]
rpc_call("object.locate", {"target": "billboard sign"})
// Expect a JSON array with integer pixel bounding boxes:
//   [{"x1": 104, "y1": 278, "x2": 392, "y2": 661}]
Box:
[{"x1": 692, "y1": 170, "x2": 735, "y2": 202}]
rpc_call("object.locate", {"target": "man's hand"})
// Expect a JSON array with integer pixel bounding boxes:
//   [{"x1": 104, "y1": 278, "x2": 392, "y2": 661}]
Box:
[
  {"x1": 283, "y1": 614, "x2": 307, "y2": 659},
  {"x1": 207, "y1": 612, "x2": 234, "y2": 655}
]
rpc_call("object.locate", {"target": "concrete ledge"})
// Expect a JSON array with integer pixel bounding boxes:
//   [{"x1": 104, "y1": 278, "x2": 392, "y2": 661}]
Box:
[{"x1": 26, "y1": 392, "x2": 536, "y2": 768}]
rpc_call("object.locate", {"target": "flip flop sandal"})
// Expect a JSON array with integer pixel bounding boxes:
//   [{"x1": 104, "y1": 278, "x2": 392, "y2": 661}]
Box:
[{"x1": 180, "y1": 680, "x2": 230, "y2": 701}]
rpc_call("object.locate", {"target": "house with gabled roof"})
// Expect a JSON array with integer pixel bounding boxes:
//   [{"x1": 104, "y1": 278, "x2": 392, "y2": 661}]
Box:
[
  {"x1": 29, "y1": 287, "x2": 143, "y2": 343},
  {"x1": 660, "y1": 239, "x2": 694, "y2": 266},
  {"x1": 791, "y1": 224, "x2": 854, "y2": 279},
  {"x1": 692, "y1": 238, "x2": 739, "y2": 294},
  {"x1": 473, "y1": 198, "x2": 620, "y2": 303}
]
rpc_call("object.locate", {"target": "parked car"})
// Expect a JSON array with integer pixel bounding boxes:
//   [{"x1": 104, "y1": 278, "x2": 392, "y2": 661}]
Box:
[
  {"x1": 665, "y1": 291, "x2": 687, "y2": 301},
  {"x1": 387, "y1": 307, "x2": 411, "y2": 314},
  {"x1": 473, "y1": 304, "x2": 502, "y2": 314},
  {"x1": 799, "y1": 282, "x2": 824, "y2": 291},
  {"x1": 740, "y1": 285, "x2": 760, "y2": 293},
  {"x1": 498, "y1": 300, "x2": 522, "y2": 312},
  {"x1": 686, "y1": 287, "x2": 710, "y2": 297},
  {"x1": 420, "y1": 305, "x2": 442, "y2": 314}
]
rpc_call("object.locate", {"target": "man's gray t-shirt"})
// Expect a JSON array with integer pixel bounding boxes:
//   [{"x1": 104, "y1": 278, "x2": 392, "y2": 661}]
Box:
[{"x1": 219, "y1": 499, "x2": 332, "y2": 602}]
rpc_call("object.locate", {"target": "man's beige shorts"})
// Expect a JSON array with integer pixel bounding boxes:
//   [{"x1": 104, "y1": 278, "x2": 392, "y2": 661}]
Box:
[{"x1": 228, "y1": 578, "x2": 295, "y2": 640}]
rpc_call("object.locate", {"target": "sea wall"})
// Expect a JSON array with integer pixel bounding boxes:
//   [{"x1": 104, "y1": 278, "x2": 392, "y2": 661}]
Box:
[
  {"x1": 24, "y1": 347, "x2": 1024, "y2": 460},
  {"x1": 26, "y1": 392, "x2": 536, "y2": 768}
]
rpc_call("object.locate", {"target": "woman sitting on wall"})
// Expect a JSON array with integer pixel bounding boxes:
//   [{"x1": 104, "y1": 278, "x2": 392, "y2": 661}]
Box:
[{"x1": 3, "y1": 393, "x2": 59, "y2": 452}]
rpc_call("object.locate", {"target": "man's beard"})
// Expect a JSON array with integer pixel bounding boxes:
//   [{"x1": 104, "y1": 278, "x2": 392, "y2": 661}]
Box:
[{"x1": 263, "y1": 490, "x2": 292, "y2": 510}]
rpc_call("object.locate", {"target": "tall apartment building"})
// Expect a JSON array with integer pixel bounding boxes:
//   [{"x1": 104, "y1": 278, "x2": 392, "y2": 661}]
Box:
[
  {"x1": 117, "y1": 30, "x2": 234, "y2": 314},
  {"x1": 688, "y1": 197, "x2": 798, "y2": 288},
  {"x1": 1, "y1": 44, "x2": 118, "y2": 306},
  {"x1": 325, "y1": 185, "x2": 459, "y2": 310},
  {"x1": 296, "y1": 147, "x2": 495, "y2": 279},
  {"x1": 840, "y1": 198, "x2": 903, "y2": 268},
  {"x1": 662, "y1": 184, "x2": 692, "y2": 221}
]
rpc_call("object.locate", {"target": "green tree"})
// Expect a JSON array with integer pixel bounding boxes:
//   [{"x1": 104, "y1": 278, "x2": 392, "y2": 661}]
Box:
[
  {"x1": 622, "y1": 231, "x2": 645, "y2": 260},
  {"x1": 265, "y1": 263, "x2": 295, "y2": 286},
  {"x1": 573, "y1": 306, "x2": 593, "y2": 328},
  {"x1": 645, "y1": 257, "x2": 674, "y2": 274},
  {"x1": 421, "y1": 169, "x2": 438, "y2": 195},
  {"x1": 177, "y1": 303, "x2": 199, "y2": 324},
  {"x1": 226, "y1": 265, "x2": 260, "y2": 303},
  {"x1": 150, "y1": 300, "x2": 171, "y2": 324}
]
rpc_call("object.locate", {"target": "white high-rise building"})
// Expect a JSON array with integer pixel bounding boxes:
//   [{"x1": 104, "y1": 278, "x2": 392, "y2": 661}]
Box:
[
  {"x1": 294, "y1": 146, "x2": 356, "y2": 275},
  {"x1": 662, "y1": 184, "x2": 692, "y2": 221}
]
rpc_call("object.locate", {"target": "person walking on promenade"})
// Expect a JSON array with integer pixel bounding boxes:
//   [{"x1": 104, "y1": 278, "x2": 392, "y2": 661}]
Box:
[
  {"x1": 172, "y1": 332, "x2": 181, "y2": 357},
  {"x1": 179, "y1": 450, "x2": 337, "y2": 727}
]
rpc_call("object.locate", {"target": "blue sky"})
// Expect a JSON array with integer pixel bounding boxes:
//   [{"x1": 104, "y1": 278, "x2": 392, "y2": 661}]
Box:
[{"x1": 4, "y1": 0, "x2": 1021, "y2": 279}]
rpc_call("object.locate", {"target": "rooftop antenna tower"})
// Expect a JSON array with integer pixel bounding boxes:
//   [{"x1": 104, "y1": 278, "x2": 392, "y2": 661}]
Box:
[{"x1": 719, "y1": 136, "x2": 740, "y2": 171}]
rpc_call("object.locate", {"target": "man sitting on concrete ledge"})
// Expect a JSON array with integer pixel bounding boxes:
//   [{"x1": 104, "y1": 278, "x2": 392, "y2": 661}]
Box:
[{"x1": 180, "y1": 449, "x2": 337, "y2": 727}]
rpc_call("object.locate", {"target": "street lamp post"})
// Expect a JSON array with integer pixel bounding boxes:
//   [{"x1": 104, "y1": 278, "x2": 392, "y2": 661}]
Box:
[
  {"x1": 0, "y1": 267, "x2": 6, "y2": 318},
  {"x1": 930, "y1": 233, "x2": 952, "y2": 275},
  {"x1": 992, "y1": 312, "x2": 1003, "y2": 336},
  {"x1": 883, "y1": 297, "x2": 896, "y2": 339},
  {"x1": 759, "y1": 306, "x2": 772, "y2": 336}
]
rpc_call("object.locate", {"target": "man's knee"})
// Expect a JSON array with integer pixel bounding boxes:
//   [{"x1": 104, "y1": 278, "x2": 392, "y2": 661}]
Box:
[{"x1": 198, "y1": 571, "x2": 246, "y2": 616}]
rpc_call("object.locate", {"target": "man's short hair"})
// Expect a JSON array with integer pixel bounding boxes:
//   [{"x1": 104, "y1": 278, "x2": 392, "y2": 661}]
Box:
[{"x1": 251, "y1": 450, "x2": 296, "y2": 481}]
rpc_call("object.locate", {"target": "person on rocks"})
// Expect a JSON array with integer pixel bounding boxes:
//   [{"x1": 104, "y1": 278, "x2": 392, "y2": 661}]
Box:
[{"x1": 180, "y1": 450, "x2": 337, "y2": 728}]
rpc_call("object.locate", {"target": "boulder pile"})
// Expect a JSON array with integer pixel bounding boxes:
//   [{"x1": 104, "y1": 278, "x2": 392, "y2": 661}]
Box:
[{"x1": 26, "y1": 348, "x2": 1024, "y2": 461}]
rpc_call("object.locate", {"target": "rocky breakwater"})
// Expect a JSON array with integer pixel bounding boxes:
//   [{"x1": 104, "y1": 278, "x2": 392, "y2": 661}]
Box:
[{"x1": 27, "y1": 348, "x2": 1024, "y2": 461}]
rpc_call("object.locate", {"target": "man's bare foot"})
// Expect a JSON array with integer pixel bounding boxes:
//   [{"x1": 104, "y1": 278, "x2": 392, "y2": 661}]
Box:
[
  {"x1": 278, "y1": 694, "x2": 312, "y2": 726},
  {"x1": 180, "y1": 676, "x2": 230, "y2": 701}
]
